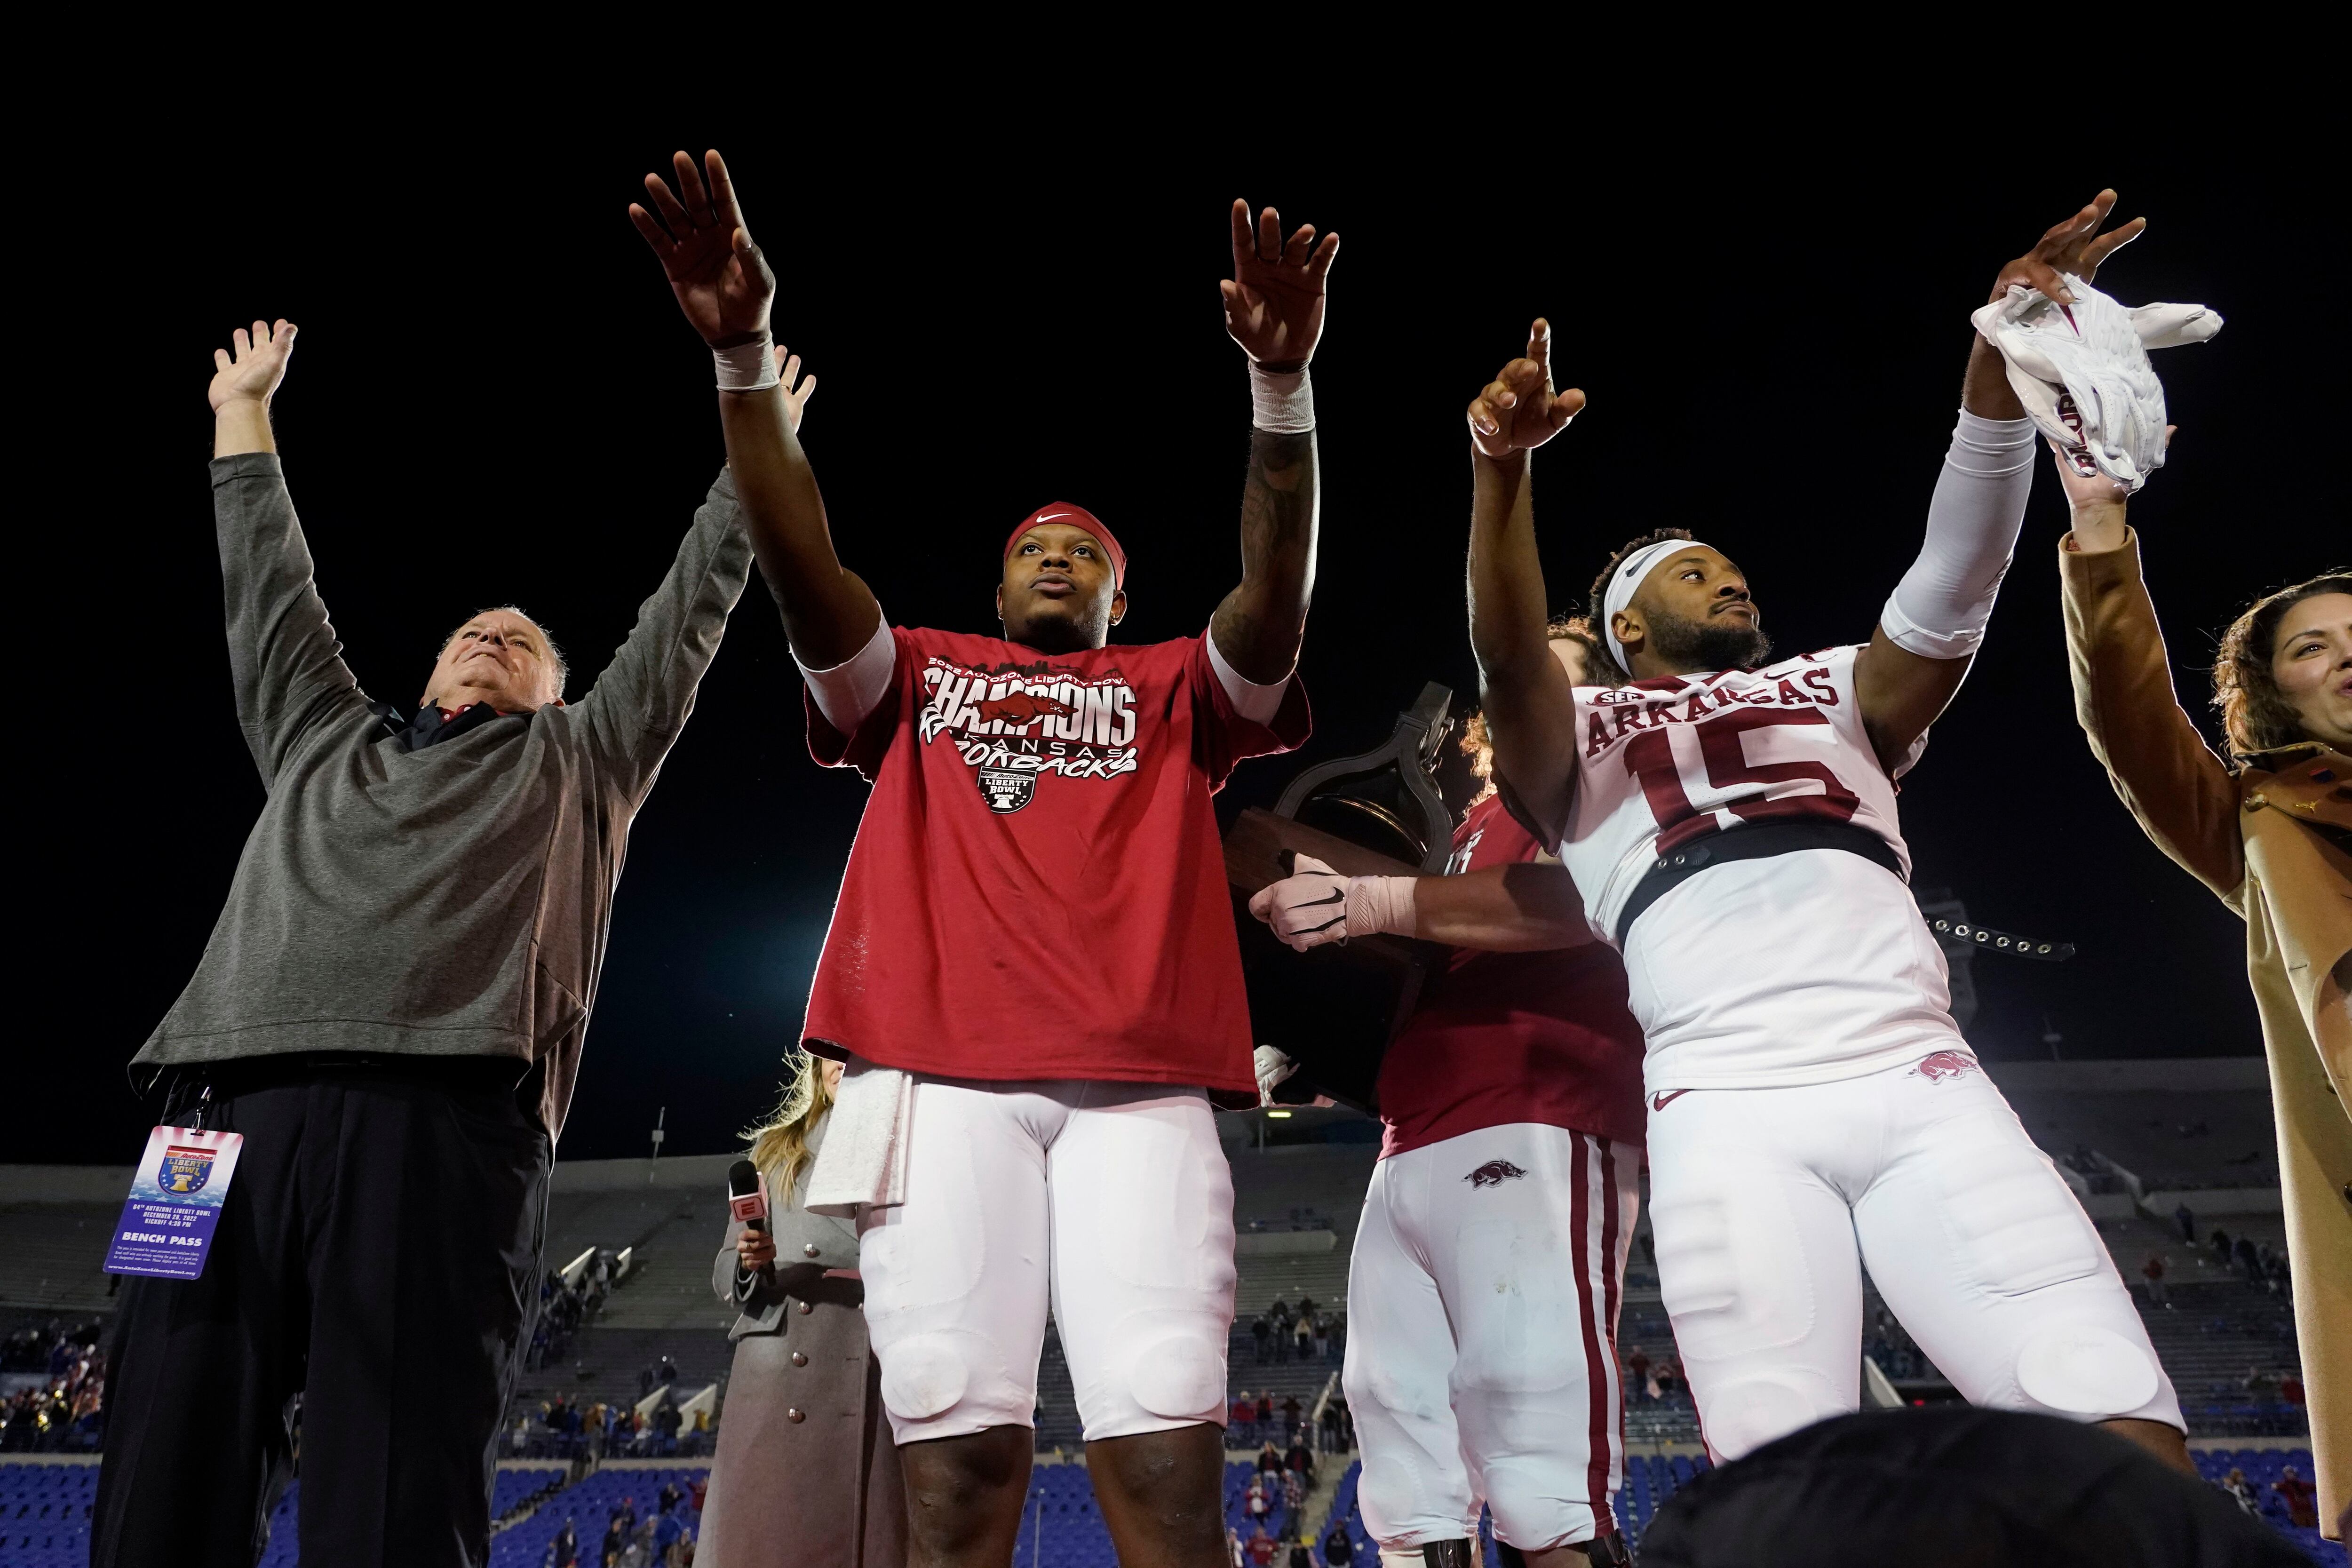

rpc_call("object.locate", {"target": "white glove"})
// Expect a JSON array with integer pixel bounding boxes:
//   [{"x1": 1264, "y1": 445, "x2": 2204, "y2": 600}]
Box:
[
  {"x1": 1970, "y1": 277, "x2": 2220, "y2": 493},
  {"x1": 1247, "y1": 855, "x2": 1418, "y2": 952},
  {"x1": 1254, "y1": 1045, "x2": 1301, "y2": 1108}
]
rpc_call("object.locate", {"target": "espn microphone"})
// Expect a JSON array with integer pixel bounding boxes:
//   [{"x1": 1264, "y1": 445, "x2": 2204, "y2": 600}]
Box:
[{"x1": 726, "y1": 1159, "x2": 769, "y2": 1233}]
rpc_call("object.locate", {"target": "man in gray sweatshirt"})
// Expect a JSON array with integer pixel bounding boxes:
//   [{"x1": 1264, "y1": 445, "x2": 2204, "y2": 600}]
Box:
[{"x1": 95, "y1": 230, "x2": 808, "y2": 1562}]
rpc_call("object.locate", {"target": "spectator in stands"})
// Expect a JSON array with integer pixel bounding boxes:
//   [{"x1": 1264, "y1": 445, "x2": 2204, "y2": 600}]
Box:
[
  {"x1": 1284, "y1": 1466, "x2": 1305, "y2": 1516},
  {"x1": 1287, "y1": 1535, "x2": 1314, "y2": 1568},
  {"x1": 2209, "y1": 1227, "x2": 2233, "y2": 1268},
  {"x1": 1228, "y1": 1524, "x2": 1246, "y2": 1568},
  {"x1": 2282, "y1": 1369, "x2": 2306, "y2": 1408},
  {"x1": 601, "y1": 1511, "x2": 627, "y2": 1568},
  {"x1": 2175, "y1": 1201, "x2": 2196, "y2": 1243},
  {"x1": 2058, "y1": 543, "x2": 2351, "y2": 1539},
  {"x1": 1258, "y1": 1440, "x2": 1285, "y2": 1482},
  {"x1": 1254, "y1": 1314, "x2": 1274, "y2": 1364},
  {"x1": 2266, "y1": 1251, "x2": 2291, "y2": 1296},
  {"x1": 699, "y1": 1051, "x2": 900, "y2": 1567},
  {"x1": 1295, "y1": 1318, "x2": 1315, "y2": 1364},
  {"x1": 2142, "y1": 1252, "x2": 2170, "y2": 1307},
  {"x1": 1247, "y1": 1524, "x2": 1279, "y2": 1567},
  {"x1": 1319, "y1": 1399, "x2": 1343, "y2": 1452},
  {"x1": 1271, "y1": 1298, "x2": 1294, "y2": 1331},
  {"x1": 2219, "y1": 1467, "x2": 2259, "y2": 1516},
  {"x1": 1233, "y1": 1389, "x2": 1257, "y2": 1446},
  {"x1": 2234, "y1": 1235, "x2": 2262, "y2": 1286},
  {"x1": 1248, "y1": 1473, "x2": 1271, "y2": 1525},
  {"x1": 549, "y1": 1516, "x2": 580, "y2": 1568},
  {"x1": 2274, "y1": 1465, "x2": 2319, "y2": 1530},
  {"x1": 97, "y1": 307, "x2": 768, "y2": 1568},
  {"x1": 1629, "y1": 1346, "x2": 1653, "y2": 1402},
  {"x1": 1324, "y1": 1523, "x2": 1355, "y2": 1565},
  {"x1": 1313, "y1": 1318, "x2": 1331, "y2": 1364},
  {"x1": 1282, "y1": 1393, "x2": 1304, "y2": 1439},
  {"x1": 1259, "y1": 1392, "x2": 1275, "y2": 1433},
  {"x1": 1287, "y1": 1434, "x2": 1315, "y2": 1482}
]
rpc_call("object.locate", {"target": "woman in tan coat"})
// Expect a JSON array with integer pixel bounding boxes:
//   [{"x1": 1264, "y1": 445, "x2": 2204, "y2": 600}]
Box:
[
  {"x1": 2057, "y1": 454, "x2": 2349, "y2": 1539},
  {"x1": 696, "y1": 1053, "x2": 905, "y2": 1566}
]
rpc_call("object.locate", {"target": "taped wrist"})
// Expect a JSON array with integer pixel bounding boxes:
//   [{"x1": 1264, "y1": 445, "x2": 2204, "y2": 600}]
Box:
[
  {"x1": 1344, "y1": 875, "x2": 1417, "y2": 939},
  {"x1": 1881, "y1": 409, "x2": 2038, "y2": 659},
  {"x1": 1250, "y1": 363, "x2": 1315, "y2": 433},
  {"x1": 714, "y1": 331, "x2": 779, "y2": 392}
]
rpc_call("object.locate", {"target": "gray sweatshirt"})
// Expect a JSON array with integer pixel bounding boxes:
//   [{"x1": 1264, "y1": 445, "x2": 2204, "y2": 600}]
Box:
[{"x1": 131, "y1": 454, "x2": 753, "y2": 1137}]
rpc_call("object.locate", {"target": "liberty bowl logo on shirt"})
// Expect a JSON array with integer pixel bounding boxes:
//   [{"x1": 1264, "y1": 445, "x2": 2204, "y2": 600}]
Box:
[
  {"x1": 978, "y1": 768, "x2": 1035, "y2": 814},
  {"x1": 159, "y1": 1145, "x2": 216, "y2": 1194}
]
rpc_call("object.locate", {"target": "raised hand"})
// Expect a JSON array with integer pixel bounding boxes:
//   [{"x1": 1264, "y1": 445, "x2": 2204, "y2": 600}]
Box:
[
  {"x1": 1991, "y1": 190, "x2": 2146, "y2": 306},
  {"x1": 1222, "y1": 199, "x2": 1339, "y2": 370},
  {"x1": 1467, "y1": 320, "x2": 1585, "y2": 460},
  {"x1": 629, "y1": 150, "x2": 773, "y2": 346},
  {"x1": 775, "y1": 345, "x2": 817, "y2": 433},
  {"x1": 210, "y1": 319, "x2": 297, "y2": 411}
]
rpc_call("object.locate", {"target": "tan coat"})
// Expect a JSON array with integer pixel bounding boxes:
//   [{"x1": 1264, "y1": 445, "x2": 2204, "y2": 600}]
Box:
[
  {"x1": 697, "y1": 1116, "x2": 905, "y2": 1567},
  {"x1": 2063, "y1": 533, "x2": 2352, "y2": 1535}
]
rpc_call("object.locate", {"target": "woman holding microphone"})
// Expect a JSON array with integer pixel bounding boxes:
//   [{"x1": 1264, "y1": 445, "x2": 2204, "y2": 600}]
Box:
[{"x1": 698, "y1": 1052, "x2": 906, "y2": 1565}]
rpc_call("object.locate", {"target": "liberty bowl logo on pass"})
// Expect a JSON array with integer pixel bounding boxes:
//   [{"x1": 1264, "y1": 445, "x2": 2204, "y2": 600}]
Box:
[{"x1": 160, "y1": 1145, "x2": 216, "y2": 1195}]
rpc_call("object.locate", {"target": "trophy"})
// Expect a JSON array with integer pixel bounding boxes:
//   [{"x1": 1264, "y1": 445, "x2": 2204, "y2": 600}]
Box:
[{"x1": 1224, "y1": 683, "x2": 1458, "y2": 1113}]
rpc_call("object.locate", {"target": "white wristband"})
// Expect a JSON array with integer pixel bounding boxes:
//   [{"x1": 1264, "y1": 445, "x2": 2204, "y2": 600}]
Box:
[
  {"x1": 1249, "y1": 363, "x2": 1315, "y2": 434},
  {"x1": 714, "y1": 332, "x2": 779, "y2": 392},
  {"x1": 1344, "y1": 875, "x2": 1416, "y2": 939}
]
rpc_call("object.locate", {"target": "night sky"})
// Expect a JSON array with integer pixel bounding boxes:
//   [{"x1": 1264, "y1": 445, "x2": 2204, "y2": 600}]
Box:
[{"x1": 25, "y1": 114, "x2": 2332, "y2": 1166}]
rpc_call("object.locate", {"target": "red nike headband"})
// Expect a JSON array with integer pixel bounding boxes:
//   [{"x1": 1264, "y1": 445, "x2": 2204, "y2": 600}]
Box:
[{"x1": 1004, "y1": 503, "x2": 1126, "y2": 589}]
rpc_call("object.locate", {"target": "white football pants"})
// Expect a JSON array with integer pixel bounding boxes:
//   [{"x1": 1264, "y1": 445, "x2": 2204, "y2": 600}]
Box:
[
  {"x1": 1645, "y1": 1052, "x2": 2182, "y2": 1463},
  {"x1": 1343, "y1": 1123, "x2": 1638, "y2": 1552},
  {"x1": 856, "y1": 1076, "x2": 1236, "y2": 1444}
]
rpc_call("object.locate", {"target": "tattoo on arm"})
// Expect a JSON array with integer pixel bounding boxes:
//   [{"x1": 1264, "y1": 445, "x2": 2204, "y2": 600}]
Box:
[{"x1": 1212, "y1": 428, "x2": 1318, "y2": 683}]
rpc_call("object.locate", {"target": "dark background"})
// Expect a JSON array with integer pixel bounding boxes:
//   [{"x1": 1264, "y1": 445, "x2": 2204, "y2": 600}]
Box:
[{"x1": 23, "y1": 114, "x2": 2337, "y2": 1165}]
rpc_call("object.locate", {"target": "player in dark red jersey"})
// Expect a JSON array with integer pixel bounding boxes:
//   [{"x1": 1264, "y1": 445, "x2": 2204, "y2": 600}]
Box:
[
  {"x1": 1252, "y1": 622, "x2": 1643, "y2": 1568},
  {"x1": 631, "y1": 151, "x2": 1333, "y2": 1567},
  {"x1": 1455, "y1": 193, "x2": 2192, "y2": 1475}
]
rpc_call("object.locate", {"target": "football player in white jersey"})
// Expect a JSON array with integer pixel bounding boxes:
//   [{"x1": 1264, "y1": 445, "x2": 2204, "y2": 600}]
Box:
[{"x1": 1460, "y1": 191, "x2": 2194, "y2": 1474}]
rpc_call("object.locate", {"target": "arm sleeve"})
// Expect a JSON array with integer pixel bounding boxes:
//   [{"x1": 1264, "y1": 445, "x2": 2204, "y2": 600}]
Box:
[
  {"x1": 1880, "y1": 411, "x2": 2040, "y2": 659},
  {"x1": 1187, "y1": 633, "x2": 1311, "y2": 787},
  {"x1": 1206, "y1": 626, "x2": 1293, "y2": 724},
  {"x1": 2059, "y1": 531, "x2": 2248, "y2": 905},
  {"x1": 213, "y1": 454, "x2": 369, "y2": 787},
  {"x1": 795, "y1": 613, "x2": 897, "y2": 733},
  {"x1": 806, "y1": 626, "x2": 910, "y2": 779},
  {"x1": 576, "y1": 468, "x2": 756, "y2": 804}
]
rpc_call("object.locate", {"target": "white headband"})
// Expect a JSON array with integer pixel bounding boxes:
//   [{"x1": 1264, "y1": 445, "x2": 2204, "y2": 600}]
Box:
[{"x1": 1602, "y1": 537, "x2": 1713, "y2": 675}]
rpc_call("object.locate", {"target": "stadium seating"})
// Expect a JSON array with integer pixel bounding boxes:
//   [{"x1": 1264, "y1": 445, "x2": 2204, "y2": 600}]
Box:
[{"x1": 0, "y1": 1462, "x2": 95, "y2": 1567}]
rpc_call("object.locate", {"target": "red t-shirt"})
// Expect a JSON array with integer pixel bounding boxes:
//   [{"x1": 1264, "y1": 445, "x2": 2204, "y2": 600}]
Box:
[
  {"x1": 802, "y1": 626, "x2": 1308, "y2": 1095},
  {"x1": 1375, "y1": 793, "x2": 1647, "y2": 1155}
]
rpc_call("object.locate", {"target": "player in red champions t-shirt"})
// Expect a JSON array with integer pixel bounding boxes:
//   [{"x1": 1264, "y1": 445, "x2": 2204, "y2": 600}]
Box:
[
  {"x1": 1252, "y1": 622, "x2": 1645, "y2": 1568},
  {"x1": 632, "y1": 151, "x2": 1336, "y2": 1566}
]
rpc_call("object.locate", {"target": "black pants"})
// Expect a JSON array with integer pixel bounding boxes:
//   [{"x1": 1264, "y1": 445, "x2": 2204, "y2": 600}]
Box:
[{"x1": 93, "y1": 1055, "x2": 552, "y2": 1568}]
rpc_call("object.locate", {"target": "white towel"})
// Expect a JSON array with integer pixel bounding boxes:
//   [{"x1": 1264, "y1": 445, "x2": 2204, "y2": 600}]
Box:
[{"x1": 805, "y1": 1057, "x2": 914, "y2": 1218}]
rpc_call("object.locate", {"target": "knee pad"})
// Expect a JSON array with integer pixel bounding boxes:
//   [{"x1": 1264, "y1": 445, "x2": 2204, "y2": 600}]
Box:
[
  {"x1": 1123, "y1": 1331, "x2": 1226, "y2": 1422},
  {"x1": 1701, "y1": 1375, "x2": 1843, "y2": 1462},
  {"x1": 876, "y1": 1332, "x2": 974, "y2": 1421},
  {"x1": 2014, "y1": 1322, "x2": 2159, "y2": 1417}
]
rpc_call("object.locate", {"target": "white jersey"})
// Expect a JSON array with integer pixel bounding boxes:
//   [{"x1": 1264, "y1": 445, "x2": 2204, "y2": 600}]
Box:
[{"x1": 1557, "y1": 645, "x2": 1960, "y2": 1091}]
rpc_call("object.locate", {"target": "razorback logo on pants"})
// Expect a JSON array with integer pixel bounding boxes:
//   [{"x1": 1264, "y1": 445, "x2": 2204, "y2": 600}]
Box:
[
  {"x1": 1909, "y1": 1050, "x2": 1979, "y2": 1083},
  {"x1": 1464, "y1": 1159, "x2": 1527, "y2": 1189}
]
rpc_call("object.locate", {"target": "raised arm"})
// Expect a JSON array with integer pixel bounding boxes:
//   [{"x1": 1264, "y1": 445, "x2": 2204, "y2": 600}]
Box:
[
  {"x1": 1210, "y1": 200, "x2": 1339, "y2": 683},
  {"x1": 208, "y1": 320, "x2": 367, "y2": 786},
  {"x1": 1250, "y1": 857, "x2": 1593, "y2": 953},
  {"x1": 1854, "y1": 191, "x2": 2147, "y2": 768},
  {"x1": 1466, "y1": 321, "x2": 1587, "y2": 842},
  {"x1": 631, "y1": 150, "x2": 880, "y2": 669},
  {"x1": 2052, "y1": 453, "x2": 2245, "y2": 901}
]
